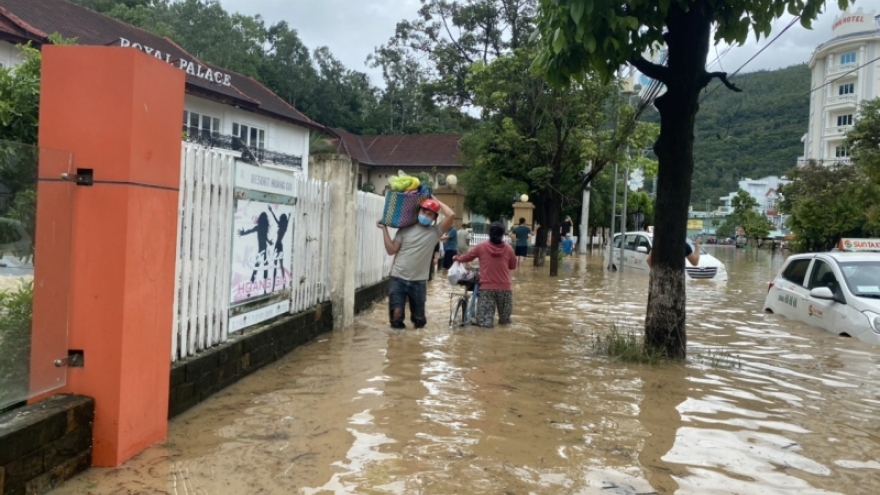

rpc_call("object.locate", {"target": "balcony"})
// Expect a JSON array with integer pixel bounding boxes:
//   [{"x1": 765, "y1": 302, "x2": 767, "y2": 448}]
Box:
[
  {"x1": 827, "y1": 62, "x2": 859, "y2": 77},
  {"x1": 823, "y1": 125, "x2": 852, "y2": 138},
  {"x1": 182, "y1": 129, "x2": 303, "y2": 170},
  {"x1": 827, "y1": 94, "x2": 857, "y2": 106}
]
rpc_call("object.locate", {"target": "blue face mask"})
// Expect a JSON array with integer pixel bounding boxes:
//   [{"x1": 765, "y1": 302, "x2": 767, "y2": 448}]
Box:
[{"x1": 418, "y1": 214, "x2": 433, "y2": 226}]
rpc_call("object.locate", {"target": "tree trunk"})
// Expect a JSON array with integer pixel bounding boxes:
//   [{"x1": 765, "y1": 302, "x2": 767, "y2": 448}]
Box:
[
  {"x1": 548, "y1": 193, "x2": 562, "y2": 276},
  {"x1": 644, "y1": 4, "x2": 712, "y2": 360},
  {"x1": 533, "y1": 196, "x2": 548, "y2": 267}
]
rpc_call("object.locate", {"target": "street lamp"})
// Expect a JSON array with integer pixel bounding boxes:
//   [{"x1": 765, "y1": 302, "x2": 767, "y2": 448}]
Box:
[{"x1": 520, "y1": 194, "x2": 529, "y2": 203}]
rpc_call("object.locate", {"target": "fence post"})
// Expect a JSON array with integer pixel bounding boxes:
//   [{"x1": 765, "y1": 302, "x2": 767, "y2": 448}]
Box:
[
  {"x1": 309, "y1": 154, "x2": 357, "y2": 329},
  {"x1": 36, "y1": 46, "x2": 184, "y2": 466}
]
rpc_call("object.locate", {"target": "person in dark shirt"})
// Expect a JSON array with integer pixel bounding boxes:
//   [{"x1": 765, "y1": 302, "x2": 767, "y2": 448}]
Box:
[{"x1": 511, "y1": 217, "x2": 532, "y2": 268}]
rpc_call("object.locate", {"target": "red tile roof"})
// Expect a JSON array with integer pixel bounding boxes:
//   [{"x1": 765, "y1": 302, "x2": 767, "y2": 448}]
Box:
[
  {"x1": 332, "y1": 129, "x2": 463, "y2": 168},
  {"x1": 0, "y1": 0, "x2": 324, "y2": 132}
]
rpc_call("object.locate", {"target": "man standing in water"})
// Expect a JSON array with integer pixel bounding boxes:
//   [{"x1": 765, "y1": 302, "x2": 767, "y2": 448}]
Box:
[
  {"x1": 378, "y1": 196, "x2": 455, "y2": 329},
  {"x1": 511, "y1": 218, "x2": 533, "y2": 268}
]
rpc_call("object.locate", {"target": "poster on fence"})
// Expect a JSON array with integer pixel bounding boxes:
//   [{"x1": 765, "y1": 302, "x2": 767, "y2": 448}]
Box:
[{"x1": 229, "y1": 162, "x2": 297, "y2": 333}]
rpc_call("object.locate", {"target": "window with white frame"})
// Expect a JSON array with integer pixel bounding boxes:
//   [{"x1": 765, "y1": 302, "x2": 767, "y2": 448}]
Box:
[
  {"x1": 232, "y1": 123, "x2": 266, "y2": 150},
  {"x1": 836, "y1": 145, "x2": 849, "y2": 158},
  {"x1": 183, "y1": 110, "x2": 220, "y2": 140},
  {"x1": 837, "y1": 114, "x2": 853, "y2": 126},
  {"x1": 839, "y1": 83, "x2": 855, "y2": 95},
  {"x1": 840, "y1": 52, "x2": 856, "y2": 64}
]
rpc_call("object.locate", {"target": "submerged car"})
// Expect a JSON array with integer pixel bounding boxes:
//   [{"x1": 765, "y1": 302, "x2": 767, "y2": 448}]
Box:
[
  {"x1": 763, "y1": 252, "x2": 880, "y2": 345},
  {"x1": 606, "y1": 232, "x2": 728, "y2": 281}
]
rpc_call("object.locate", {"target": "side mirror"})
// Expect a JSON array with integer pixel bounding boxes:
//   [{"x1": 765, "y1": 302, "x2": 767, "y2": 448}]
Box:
[
  {"x1": 809, "y1": 287, "x2": 834, "y2": 300},
  {"x1": 636, "y1": 246, "x2": 648, "y2": 253}
]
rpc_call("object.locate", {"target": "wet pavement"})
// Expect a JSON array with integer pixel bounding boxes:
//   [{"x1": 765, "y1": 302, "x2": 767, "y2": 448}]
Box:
[{"x1": 52, "y1": 248, "x2": 880, "y2": 495}]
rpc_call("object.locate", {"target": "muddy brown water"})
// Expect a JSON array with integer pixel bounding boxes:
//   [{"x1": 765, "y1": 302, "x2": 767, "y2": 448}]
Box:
[{"x1": 52, "y1": 248, "x2": 880, "y2": 495}]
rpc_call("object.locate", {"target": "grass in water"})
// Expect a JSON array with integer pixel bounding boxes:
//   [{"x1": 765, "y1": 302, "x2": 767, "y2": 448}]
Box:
[
  {"x1": 591, "y1": 324, "x2": 670, "y2": 365},
  {"x1": 591, "y1": 323, "x2": 741, "y2": 368}
]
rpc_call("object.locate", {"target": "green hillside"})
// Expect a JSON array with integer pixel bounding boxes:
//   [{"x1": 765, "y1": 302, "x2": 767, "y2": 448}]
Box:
[{"x1": 642, "y1": 64, "x2": 810, "y2": 205}]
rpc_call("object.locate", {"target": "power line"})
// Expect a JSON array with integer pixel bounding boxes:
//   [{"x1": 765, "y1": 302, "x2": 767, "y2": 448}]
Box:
[
  {"x1": 721, "y1": 52, "x2": 880, "y2": 134},
  {"x1": 701, "y1": 15, "x2": 801, "y2": 103}
]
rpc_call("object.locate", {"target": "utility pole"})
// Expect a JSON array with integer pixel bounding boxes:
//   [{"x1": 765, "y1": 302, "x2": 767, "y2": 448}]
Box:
[
  {"x1": 579, "y1": 161, "x2": 591, "y2": 255},
  {"x1": 608, "y1": 163, "x2": 618, "y2": 270},
  {"x1": 619, "y1": 153, "x2": 629, "y2": 273}
]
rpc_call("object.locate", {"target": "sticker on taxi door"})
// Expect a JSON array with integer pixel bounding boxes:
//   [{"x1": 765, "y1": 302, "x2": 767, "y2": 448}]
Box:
[{"x1": 808, "y1": 304, "x2": 824, "y2": 319}]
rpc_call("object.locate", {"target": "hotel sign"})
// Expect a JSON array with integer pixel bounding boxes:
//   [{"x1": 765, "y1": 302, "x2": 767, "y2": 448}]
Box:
[
  {"x1": 118, "y1": 37, "x2": 232, "y2": 87},
  {"x1": 833, "y1": 15, "x2": 864, "y2": 31}
]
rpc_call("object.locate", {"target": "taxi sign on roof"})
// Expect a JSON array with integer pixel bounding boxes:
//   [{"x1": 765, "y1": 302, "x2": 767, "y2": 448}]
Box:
[{"x1": 838, "y1": 238, "x2": 880, "y2": 252}]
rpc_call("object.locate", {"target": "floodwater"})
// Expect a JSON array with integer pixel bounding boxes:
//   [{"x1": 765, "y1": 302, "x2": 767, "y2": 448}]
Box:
[{"x1": 53, "y1": 248, "x2": 880, "y2": 495}]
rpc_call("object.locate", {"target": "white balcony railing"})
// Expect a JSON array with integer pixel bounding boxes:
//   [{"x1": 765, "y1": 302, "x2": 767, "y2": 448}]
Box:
[
  {"x1": 828, "y1": 94, "x2": 857, "y2": 106},
  {"x1": 828, "y1": 63, "x2": 859, "y2": 76},
  {"x1": 824, "y1": 125, "x2": 853, "y2": 137}
]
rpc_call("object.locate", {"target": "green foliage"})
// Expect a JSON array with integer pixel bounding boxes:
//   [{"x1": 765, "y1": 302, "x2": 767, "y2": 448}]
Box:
[
  {"x1": 70, "y1": 0, "x2": 473, "y2": 135},
  {"x1": 848, "y1": 98, "x2": 880, "y2": 183},
  {"x1": 0, "y1": 280, "x2": 34, "y2": 409},
  {"x1": 715, "y1": 189, "x2": 772, "y2": 239},
  {"x1": 534, "y1": 0, "x2": 847, "y2": 85},
  {"x1": 780, "y1": 162, "x2": 872, "y2": 251},
  {"x1": 0, "y1": 44, "x2": 41, "y2": 145}
]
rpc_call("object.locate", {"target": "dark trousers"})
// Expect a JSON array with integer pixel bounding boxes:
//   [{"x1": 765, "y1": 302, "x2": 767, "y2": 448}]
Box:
[{"x1": 388, "y1": 277, "x2": 427, "y2": 329}]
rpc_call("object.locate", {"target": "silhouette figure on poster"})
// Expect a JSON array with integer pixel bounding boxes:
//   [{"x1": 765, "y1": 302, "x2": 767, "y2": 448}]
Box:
[
  {"x1": 268, "y1": 205, "x2": 290, "y2": 291},
  {"x1": 238, "y1": 211, "x2": 271, "y2": 296}
]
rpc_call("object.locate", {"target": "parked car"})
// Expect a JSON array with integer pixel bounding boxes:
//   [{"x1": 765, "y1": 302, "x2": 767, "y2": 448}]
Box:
[
  {"x1": 763, "y1": 252, "x2": 880, "y2": 345},
  {"x1": 606, "y1": 232, "x2": 728, "y2": 281}
]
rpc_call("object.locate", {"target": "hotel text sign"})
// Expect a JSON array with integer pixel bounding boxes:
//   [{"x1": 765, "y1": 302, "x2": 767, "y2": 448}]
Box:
[
  {"x1": 118, "y1": 37, "x2": 232, "y2": 87},
  {"x1": 832, "y1": 15, "x2": 865, "y2": 32}
]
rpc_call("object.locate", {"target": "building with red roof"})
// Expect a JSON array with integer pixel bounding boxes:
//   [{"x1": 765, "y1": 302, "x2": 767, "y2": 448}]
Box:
[{"x1": 0, "y1": 0, "x2": 324, "y2": 175}]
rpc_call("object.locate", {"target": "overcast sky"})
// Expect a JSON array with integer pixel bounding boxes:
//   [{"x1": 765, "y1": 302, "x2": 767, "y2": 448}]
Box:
[{"x1": 217, "y1": 0, "x2": 876, "y2": 89}]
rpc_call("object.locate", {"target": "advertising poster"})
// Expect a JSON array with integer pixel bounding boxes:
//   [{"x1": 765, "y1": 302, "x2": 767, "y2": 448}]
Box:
[{"x1": 229, "y1": 163, "x2": 297, "y2": 333}]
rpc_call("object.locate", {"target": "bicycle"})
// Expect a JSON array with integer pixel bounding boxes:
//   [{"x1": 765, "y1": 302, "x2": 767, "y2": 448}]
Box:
[{"x1": 448, "y1": 272, "x2": 479, "y2": 328}]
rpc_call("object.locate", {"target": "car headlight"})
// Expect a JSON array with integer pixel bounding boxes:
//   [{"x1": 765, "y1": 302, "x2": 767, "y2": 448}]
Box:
[{"x1": 863, "y1": 311, "x2": 880, "y2": 334}]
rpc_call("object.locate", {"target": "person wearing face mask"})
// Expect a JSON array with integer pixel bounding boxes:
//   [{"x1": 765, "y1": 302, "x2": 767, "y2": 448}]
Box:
[{"x1": 377, "y1": 196, "x2": 455, "y2": 329}]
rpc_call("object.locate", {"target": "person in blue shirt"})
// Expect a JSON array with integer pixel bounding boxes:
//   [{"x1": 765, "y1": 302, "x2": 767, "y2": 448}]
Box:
[
  {"x1": 440, "y1": 226, "x2": 458, "y2": 271},
  {"x1": 562, "y1": 233, "x2": 574, "y2": 256}
]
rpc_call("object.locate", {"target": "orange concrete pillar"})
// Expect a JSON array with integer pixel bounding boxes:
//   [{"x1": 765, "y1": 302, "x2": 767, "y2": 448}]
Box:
[{"x1": 36, "y1": 46, "x2": 185, "y2": 466}]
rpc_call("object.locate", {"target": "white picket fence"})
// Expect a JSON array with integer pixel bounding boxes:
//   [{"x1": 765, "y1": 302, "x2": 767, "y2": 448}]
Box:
[
  {"x1": 172, "y1": 144, "x2": 331, "y2": 362},
  {"x1": 355, "y1": 191, "x2": 395, "y2": 289},
  {"x1": 289, "y1": 178, "x2": 332, "y2": 314}
]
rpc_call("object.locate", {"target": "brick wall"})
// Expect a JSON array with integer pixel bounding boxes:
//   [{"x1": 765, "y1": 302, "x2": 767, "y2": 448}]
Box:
[
  {"x1": 168, "y1": 302, "x2": 333, "y2": 418},
  {"x1": 354, "y1": 279, "x2": 389, "y2": 315},
  {"x1": 0, "y1": 395, "x2": 94, "y2": 495}
]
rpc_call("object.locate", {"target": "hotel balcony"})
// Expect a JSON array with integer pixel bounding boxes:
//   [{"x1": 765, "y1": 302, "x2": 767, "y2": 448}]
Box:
[
  {"x1": 826, "y1": 94, "x2": 857, "y2": 107},
  {"x1": 827, "y1": 62, "x2": 859, "y2": 77},
  {"x1": 182, "y1": 129, "x2": 303, "y2": 170},
  {"x1": 823, "y1": 125, "x2": 853, "y2": 138}
]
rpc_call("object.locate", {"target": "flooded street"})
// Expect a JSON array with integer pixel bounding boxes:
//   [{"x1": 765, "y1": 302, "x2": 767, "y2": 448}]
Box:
[{"x1": 54, "y1": 248, "x2": 880, "y2": 495}]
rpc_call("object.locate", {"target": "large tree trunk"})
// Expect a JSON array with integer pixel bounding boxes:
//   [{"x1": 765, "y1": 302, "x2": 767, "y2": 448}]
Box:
[{"x1": 644, "y1": 4, "x2": 712, "y2": 359}]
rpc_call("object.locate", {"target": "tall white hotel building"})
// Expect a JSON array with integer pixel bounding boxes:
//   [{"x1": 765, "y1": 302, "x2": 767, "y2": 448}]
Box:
[{"x1": 801, "y1": 8, "x2": 879, "y2": 165}]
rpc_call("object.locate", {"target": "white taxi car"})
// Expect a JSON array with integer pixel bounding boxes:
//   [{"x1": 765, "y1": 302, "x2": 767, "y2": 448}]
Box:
[
  {"x1": 763, "y1": 252, "x2": 880, "y2": 344},
  {"x1": 606, "y1": 232, "x2": 728, "y2": 281}
]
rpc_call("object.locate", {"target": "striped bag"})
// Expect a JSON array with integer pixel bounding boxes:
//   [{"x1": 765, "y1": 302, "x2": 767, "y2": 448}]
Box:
[{"x1": 379, "y1": 190, "x2": 428, "y2": 228}]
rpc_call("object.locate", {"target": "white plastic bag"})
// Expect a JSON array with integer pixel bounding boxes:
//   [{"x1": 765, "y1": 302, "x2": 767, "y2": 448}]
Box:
[{"x1": 448, "y1": 261, "x2": 467, "y2": 286}]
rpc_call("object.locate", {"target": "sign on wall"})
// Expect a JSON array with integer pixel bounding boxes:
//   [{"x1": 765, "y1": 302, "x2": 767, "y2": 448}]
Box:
[{"x1": 229, "y1": 163, "x2": 297, "y2": 333}]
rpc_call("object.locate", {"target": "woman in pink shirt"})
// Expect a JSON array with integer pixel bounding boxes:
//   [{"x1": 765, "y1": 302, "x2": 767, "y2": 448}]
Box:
[{"x1": 454, "y1": 222, "x2": 517, "y2": 327}]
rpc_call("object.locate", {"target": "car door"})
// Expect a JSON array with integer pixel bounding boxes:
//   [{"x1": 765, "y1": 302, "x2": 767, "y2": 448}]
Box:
[
  {"x1": 804, "y1": 258, "x2": 842, "y2": 333},
  {"x1": 772, "y1": 257, "x2": 812, "y2": 320},
  {"x1": 608, "y1": 234, "x2": 623, "y2": 269},
  {"x1": 631, "y1": 234, "x2": 651, "y2": 272},
  {"x1": 623, "y1": 234, "x2": 638, "y2": 269}
]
